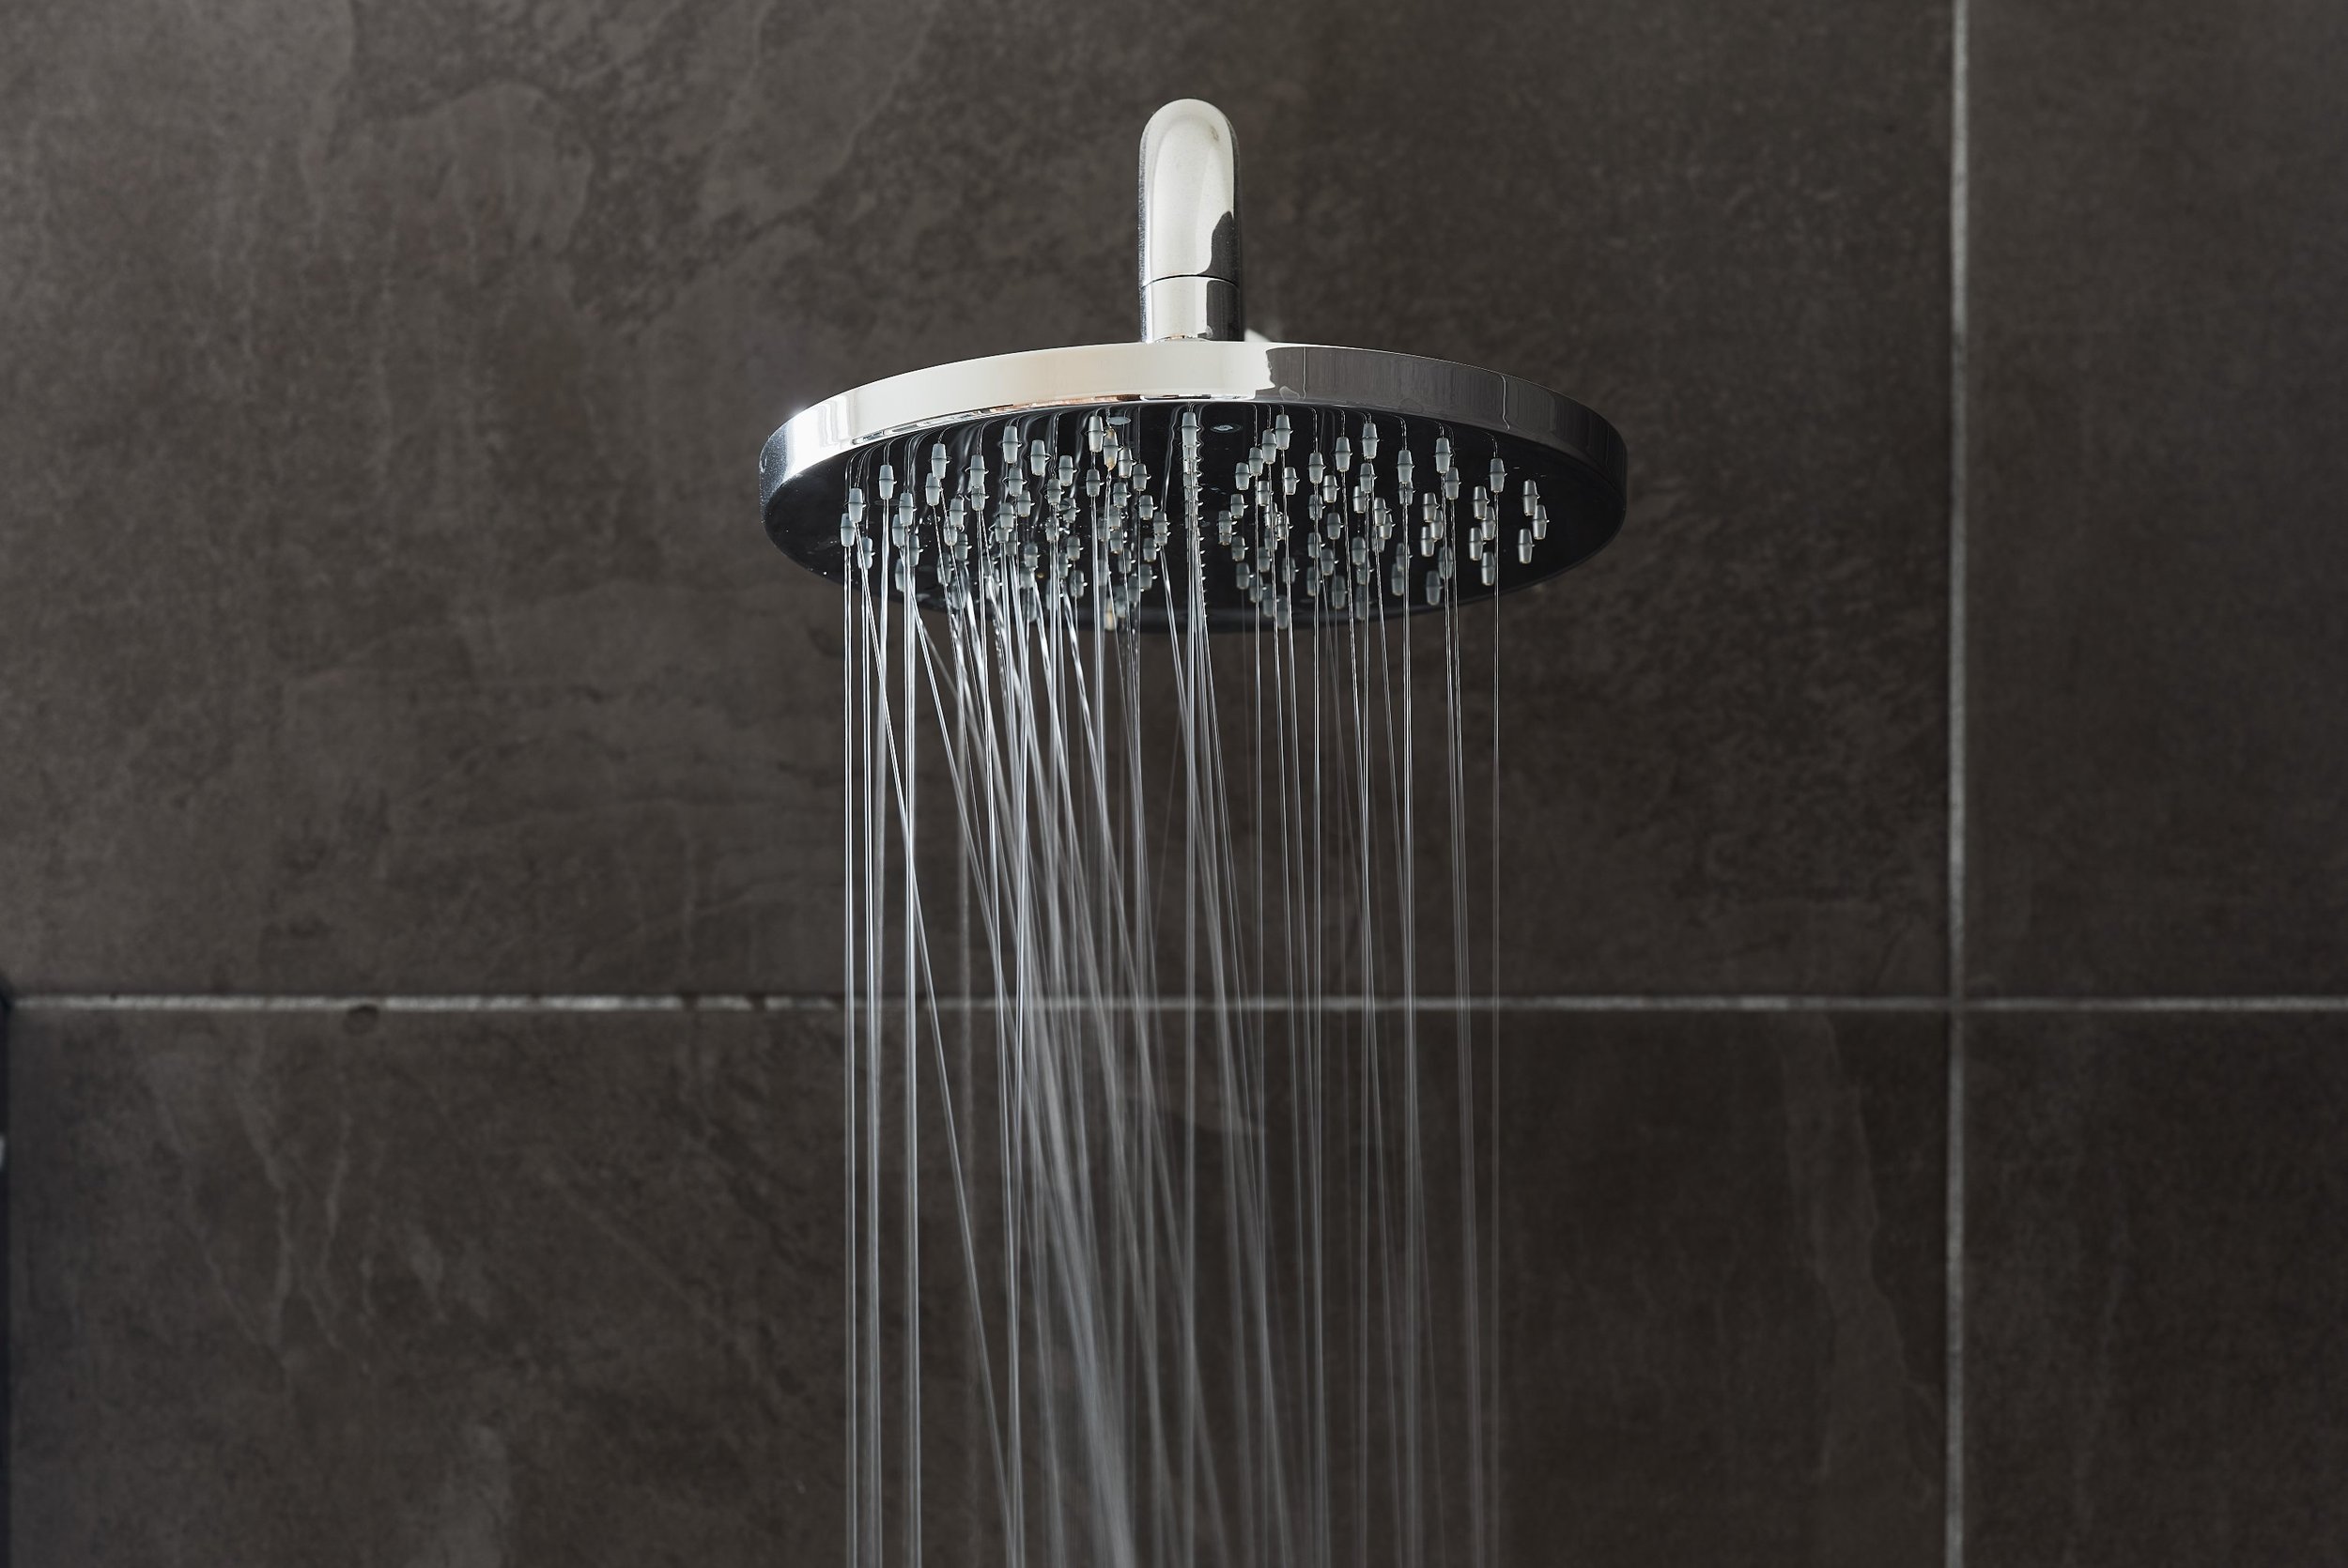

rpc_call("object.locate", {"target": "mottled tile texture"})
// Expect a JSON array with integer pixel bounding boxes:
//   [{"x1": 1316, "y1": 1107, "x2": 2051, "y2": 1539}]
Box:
[
  {"x1": 0, "y1": 0, "x2": 1951, "y2": 994},
  {"x1": 9, "y1": 1007, "x2": 1947, "y2": 1566},
  {"x1": 7, "y1": 1008, "x2": 1001, "y2": 1565},
  {"x1": 1499, "y1": 1011, "x2": 1947, "y2": 1566},
  {"x1": 1967, "y1": 1014, "x2": 2348, "y2": 1565},
  {"x1": 1968, "y1": 0, "x2": 2348, "y2": 994}
]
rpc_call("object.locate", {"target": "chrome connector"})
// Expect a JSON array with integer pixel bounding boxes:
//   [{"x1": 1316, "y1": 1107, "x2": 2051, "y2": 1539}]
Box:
[{"x1": 1137, "y1": 100, "x2": 1244, "y2": 341}]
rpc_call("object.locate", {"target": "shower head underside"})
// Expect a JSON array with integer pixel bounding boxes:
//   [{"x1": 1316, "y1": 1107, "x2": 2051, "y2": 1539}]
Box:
[{"x1": 759, "y1": 100, "x2": 1627, "y2": 630}]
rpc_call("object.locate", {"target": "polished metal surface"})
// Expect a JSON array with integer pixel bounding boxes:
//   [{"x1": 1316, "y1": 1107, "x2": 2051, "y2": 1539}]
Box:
[
  {"x1": 1137, "y1": 100, "x2": 1243, "y2": 341},
  {"x1": 755, "y1": 96, "x2": 1630, "y2": 628},
  {"x1": 1142, "y1": 275, "x2": 1241, "y2": 343},
  {"x1": 760, "y1": 338, "x2": 1623, "y2": 512}
]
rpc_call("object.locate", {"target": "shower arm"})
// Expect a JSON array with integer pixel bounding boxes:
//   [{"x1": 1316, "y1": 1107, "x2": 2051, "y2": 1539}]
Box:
[{"x1": 1138, "y1": 100, "x2": 1244, "y2": 342}]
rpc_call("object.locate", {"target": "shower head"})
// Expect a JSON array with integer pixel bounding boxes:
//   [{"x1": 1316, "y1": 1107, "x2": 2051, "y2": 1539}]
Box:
[{"x1": 759, "y1": 100, "x2": 1627, "y2": 630}]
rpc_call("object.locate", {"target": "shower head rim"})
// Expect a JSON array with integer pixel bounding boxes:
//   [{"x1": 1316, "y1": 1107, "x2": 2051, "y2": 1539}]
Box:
[{"x1": 758, "y1": 337, "x2": 1626, "y2": 515}]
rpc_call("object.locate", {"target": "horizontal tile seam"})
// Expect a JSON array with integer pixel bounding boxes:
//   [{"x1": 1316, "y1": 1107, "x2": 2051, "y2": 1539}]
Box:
[
  {"x1": 8, "y1": 993, "x2": 2348, "y2": 1015},
  {"x1": 1970, "y1": 996, "x2": 2348, "y2": 1012},
  {"x1": 8, "y1": 992, "x2": 1939, "y2": 1014}
]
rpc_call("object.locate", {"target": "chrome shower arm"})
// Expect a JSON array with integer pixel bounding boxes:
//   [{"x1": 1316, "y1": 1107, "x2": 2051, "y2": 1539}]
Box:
[{"x1": 1138, "y1": 100, "x2": 1244, "y2": 342}]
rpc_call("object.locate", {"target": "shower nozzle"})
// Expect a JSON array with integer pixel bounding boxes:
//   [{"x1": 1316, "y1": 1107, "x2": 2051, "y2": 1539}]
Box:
[{"x1": 758, "y1": 100, "x2": 1627, "y2": 629}]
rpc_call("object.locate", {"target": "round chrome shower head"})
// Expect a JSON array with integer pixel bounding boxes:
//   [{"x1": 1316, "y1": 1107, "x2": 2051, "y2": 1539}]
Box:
[{"x1": 759, "y1": 100, "x2": 1627, "y2": 629}]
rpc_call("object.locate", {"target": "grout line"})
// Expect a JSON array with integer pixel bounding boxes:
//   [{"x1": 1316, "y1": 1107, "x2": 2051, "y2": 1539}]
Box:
[
  {"x1": 1946, "y1": 0, "x2": 1973, "y2": 1559},
  {"x1": 1948, "y1": 28, "x2": 1972, "y2": 1012},
  {"x1": 13, "y1": 992, "x2": 2348, "y2": 1016},
  {"x1": 1946, "y1": 1008, "x2": 1968, "y2": 1568},
  {"x1": 1971, "y1": 994, "x2": 2348, "y2": 1013},
  {"x1": 11, "y1": 992, "x2": 1950, "y2": 1015},
  {"x1": 8, "y1": 993, "x2": 823, "y2": 1014}
]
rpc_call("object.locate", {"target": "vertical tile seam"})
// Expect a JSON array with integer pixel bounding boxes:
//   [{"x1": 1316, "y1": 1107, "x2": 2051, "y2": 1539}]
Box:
[{"x1": 1946, "y1": 0, "x2": 1973, "y2": 1558}]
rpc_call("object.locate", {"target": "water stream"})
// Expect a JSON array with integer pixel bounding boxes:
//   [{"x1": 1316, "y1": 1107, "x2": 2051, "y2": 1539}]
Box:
[{"x1": 839, "y1": 404, "x2": 1512, "y2": 1568}]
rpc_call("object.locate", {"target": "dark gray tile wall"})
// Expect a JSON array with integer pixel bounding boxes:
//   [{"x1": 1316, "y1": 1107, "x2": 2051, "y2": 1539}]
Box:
[
  {"x1": 1497, "y1": 1011, "x2": 1946, "y2": 1567},
  {"x1": 1967, "y1": 1014, "x2": 2348, "y2": 1565},
  {"x1": 1968, "y1": 0, "x2": 2348, "y2": 995},
  {"x1": 7, "y1": 1007, "x2": 996, "y2": 1565},
  {"x1": 1955, "y1": 0, "x2": 2348, "y2": 1544},
  {"x1": 8, "y1": 1006, "x2": 1945, "y2": 1564},
  {"x1": 6, "y1": 0, "x2": 2344, "y2": 1562},
  {"x1": 0, "y1": 0, "x2": 1950, "y2": 996}
]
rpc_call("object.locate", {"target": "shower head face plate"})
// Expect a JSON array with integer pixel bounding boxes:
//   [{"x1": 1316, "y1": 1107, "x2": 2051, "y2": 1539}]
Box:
[{"x1": 760, "y1": 338, "x2": 1627, "y2": 630}]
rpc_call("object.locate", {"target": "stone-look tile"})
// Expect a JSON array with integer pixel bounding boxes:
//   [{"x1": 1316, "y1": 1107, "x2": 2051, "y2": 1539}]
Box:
[
  {"x1": 6, "y1": 1007, "x2": 997, "y2": 1566},
  {"x1": 11, "y1": 1006, "x2": 1946, "y2": 1563},
  {"x1": 1968, "y1": 0, "x2": 2348, "y2": 993},
  {"x1": 1, "y1": 0, "x2": 1949, "y2": 995},
  {"x1": 1967, "y1": 1013, "x2": 2348, "y2": 1563},
  {"x1": 1499, "y1": 1011, "x2": 1947, "y2": 1565},
  {"x1": 1285, "y1": 11, "x2": 1954, "y2": 995}
]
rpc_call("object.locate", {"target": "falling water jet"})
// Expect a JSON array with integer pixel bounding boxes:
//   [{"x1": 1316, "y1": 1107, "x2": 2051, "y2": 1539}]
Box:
[{"x1": 760, "y1": 99, "x2": 1628, "y2": 1568}]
